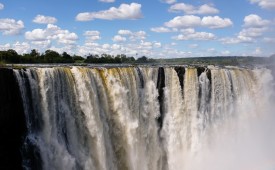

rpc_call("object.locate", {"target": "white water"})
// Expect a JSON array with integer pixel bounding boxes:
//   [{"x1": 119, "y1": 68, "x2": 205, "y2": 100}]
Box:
[{"x1": 14, "y1": 66, "x2": 275, "y2": 170}]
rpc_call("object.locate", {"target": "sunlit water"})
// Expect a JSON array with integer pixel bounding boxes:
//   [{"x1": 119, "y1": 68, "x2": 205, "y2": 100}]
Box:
[{"x1": 14, "y1": 65, "x2": 275, "y2": 170}]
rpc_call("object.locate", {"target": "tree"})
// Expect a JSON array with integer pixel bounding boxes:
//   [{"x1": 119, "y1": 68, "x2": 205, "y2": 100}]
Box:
[
  {"x1": 136, "y1": 56, "x2": 148, "y2": 63},
  {"x1": 6, "y1": 49, "x2": 20, "y2": 63},
  {"x1": 44, "y1": 50, "x2": 61, "y2": 63},
  {"x1": 30, "y1": 49, "x2": 40, "y2": 58},
  {"x1": 62, "y1": 52, "x2": 74, "y2": 63}
]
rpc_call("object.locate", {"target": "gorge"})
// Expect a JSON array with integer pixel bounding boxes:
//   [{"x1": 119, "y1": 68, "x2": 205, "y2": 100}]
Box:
[{"x1": 0, "y1": 65, "x2": 274, "y2": 170}]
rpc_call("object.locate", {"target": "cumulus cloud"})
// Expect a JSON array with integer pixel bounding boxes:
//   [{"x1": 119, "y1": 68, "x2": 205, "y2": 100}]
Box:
[
  {"x1": 0, "y1": 43, "x2": 11, "y2": 50},
  {"x1": 31, "y1": 40, "x2": 51, "y2": 49},
  {"x1": 25, "y1": 24, "x2": 78, "y2": 45},
  {"x1": 173, "y1": 30, "x2": 216, "y2": 41},
  {"x1": 25, "y1": 29, "x2": 47, "y2": 41},
  {"x1": 0, "y1": 18, "x2": 24, "y2": 35},
  {"x1": 169, "y1": 3, "x2": 219, "y2": 15},
  {"x1": 250, "y1": 0, "x2": 275, "y2": 9},
  {"x1": 150, "y1": 27, "x2": 173, "y2": 33},
  {"x1": 165, "y1": 15, "x2": 201, "y2": 28},
  {"x1": 201, "y1": 16, "x2": 233, "y2": 29},
  {"x1": 221, "y1": 14, "x2": 271, "y2": 44},
  {"x1": 243, "y1": 14, "x2": 270, "y2": 27},
  {"x1": 220, "y1": 36, "x2": 254, "y2": 44},
  {"x1": 118, "y1": 29, "x2": 133, "y2": 35},
  {"x1": 33, "y1": 15, "x2": 57, "y2": 24},
  {"x1": 239, "y1": 27, "x2": 268, "y2": 37},
  {"x1": 99, "y1": 0, "x2": 115, "y2": 3},
  {"x1": 76, "y1": 3, "x2": 142, "y2": 21},
  {"x1": 84, "y1": 30, "x2": 101, "y2": 41},
  {"x1": 112, "y1": 35, "x2": 126, "y2": 42},
  {"x1": 161, "y1": 0, "x2": 177, "y2": 4},
  {"x1": 133, "y1": 31, "x2": 147, "y2": 40},
  {"x1": 165, "y1": 15, "x2": 232, "y2": 29},
  {"x1": 0, "y1": 3, "x2": 4, "y2": 10},
  {"x1": 12, "y1": 42, "x2": 31, "y2": 54},
  {"x1": 117, "y1": 29, "x2": 147, "y2": 41},
  {"x1": 154, "y1": 42, "x2": 162, "y2": 48}
]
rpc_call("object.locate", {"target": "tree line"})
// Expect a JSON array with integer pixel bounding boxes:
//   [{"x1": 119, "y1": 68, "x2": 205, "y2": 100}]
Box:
[{"x1": 0, "y1": 49, "x2": 155, "y2": 64}]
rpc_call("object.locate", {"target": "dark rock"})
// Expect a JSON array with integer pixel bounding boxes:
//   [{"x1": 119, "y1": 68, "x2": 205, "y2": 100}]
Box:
[{"x1": 0, "y1": 68, "x2": 27, "y2": 170}]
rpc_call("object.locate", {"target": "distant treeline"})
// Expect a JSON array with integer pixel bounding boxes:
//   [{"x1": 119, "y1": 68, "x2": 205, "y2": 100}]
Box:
[
  {"x1": 1, "y1": 49, "x2": 274, "y2": 65},
  {"x1": 0, "y1": 49, "x2": 155, "y2": 64},
  {"x1": 156, "y1": 56, "x2": 275, "y2": 66}
]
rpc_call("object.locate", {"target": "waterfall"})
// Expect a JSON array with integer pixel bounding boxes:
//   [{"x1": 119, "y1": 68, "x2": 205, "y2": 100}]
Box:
[{"x1": 12, "y1": 65, "x2": 274, "y2": 170}]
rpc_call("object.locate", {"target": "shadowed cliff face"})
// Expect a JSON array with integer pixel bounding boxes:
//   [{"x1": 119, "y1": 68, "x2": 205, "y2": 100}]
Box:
[{"x1": 0, "y1": 68, "x2": 26, "y2": 170}]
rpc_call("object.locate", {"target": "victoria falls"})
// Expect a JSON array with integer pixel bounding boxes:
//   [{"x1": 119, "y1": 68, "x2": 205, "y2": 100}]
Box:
[
  {"x1": 1, "y1": 0, "x2": 275, "y2": 169},
  {"x1": 1, "y1": 64, "x2": 275, "y2": 170}
]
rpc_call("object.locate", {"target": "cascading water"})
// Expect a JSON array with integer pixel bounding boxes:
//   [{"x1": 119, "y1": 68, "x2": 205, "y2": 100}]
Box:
[{"x1": 10, "y1": 65, "x2": 275, "y2": 170}]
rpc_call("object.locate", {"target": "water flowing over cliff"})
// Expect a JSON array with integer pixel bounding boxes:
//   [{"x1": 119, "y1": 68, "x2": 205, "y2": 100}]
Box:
[{"x1": 1, "y1": 65, "x2": 274, "y2": 170}]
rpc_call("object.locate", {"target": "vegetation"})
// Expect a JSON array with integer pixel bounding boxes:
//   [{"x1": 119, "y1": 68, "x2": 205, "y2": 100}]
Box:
[
  {"x1": 156, "y1": 56, "x2": 271, "y2": 66},
  {"x1": 0, "y1": 49, "x2": 273, "y2": 66},
  {"x1": 0, "y1": 49, "x2": 155, "y2": 64}
]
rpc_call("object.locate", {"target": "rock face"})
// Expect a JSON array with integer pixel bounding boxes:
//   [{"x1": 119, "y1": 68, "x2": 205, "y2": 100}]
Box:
[{"x1": 0, "y1": 68, "x2": 26, "y2": 170}]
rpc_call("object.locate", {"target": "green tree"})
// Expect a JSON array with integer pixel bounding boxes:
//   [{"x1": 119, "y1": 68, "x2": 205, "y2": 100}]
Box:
[{"x1": 44, "y1": 50, "x2": 61, "y2": 63}]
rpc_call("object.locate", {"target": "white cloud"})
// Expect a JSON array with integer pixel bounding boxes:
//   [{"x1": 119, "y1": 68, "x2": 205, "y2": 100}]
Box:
[
  {"x1": 165, "y1": 15, "x2": 232, "y2": 29},
  {"x1": 0, "y1": 18, "x2": 24, "y2": 35},
  {"x1": 150, "y1": 27, "x2": 172, "y2": 33},
  {"x1": 0, "y1": 3, "x2": 4, "y2": 10},
  {"x1": 84, "y1": 30, "x2": 100, "y2": 36},
  {"x1": 57, "y1": 32, "x2": 78, "y2": 45},
  {"x1": 12, "y1": 42, "x2": 30, "y2": 54},
  {"x1": 76, "y1": 3, "x2": 142, "y2": 21},
  {"x1": 99, "y1": 0, "x2": 115, "y2": 3},
  {"x1": 169, "y1": 3, "x2": 219, "y2": 15},
  {"x1": 174, "y1": 32, "x2": 216, "y2": 41},
  {"x1": 25, "y1": 29, "x2": 47, "y2": 41},
  {"x1": 31, "y1": 40, "x2": 51, "y2": 48},
  {"x1": 243, "y1": 14, "x2": 270, "y2": 27},
  {"x1": 25, "y1": 24, "x2": 78, "y2": 45},
  {"x1": 165, "y1": 15, "x2": 201, "y2": 28},
  {"x1": 0, "y1": 43, "x2": 11, "y2": 50},
  {"x1": 117, "y1": 30, "x2": 147, "y2": 41},
  {"x1": 139, "y1": 41, "x2": 153, "y2": 49},
  {"x1": 220, "y1": 36, "x2": 254, "y2": 44},
  {"x1": 250, "y1": 0, "x2": 275, "y2": 9},
  {"x1": 179, "y1": 28, "x2": 195, "y2": 34},
  {"x1": 239, "y1": 27, "x2": 268, "y2": 37},
  {"x1": 84, "y1": 30, "x2": 101, "y2": 41},
  {"x1": 173, "y1": 30, "x2": 216, "y2": 41},
  {"x1": 154, "y1": 42, "x2": 162, "y2": 48},
  {"x1": 33, "y1": 15, "x2": 57, "y2": 24},
  {"x1": 201, "y1": 16, "x2": 233, "y2": 29},
  {"x1": 118, "y1": 29, "x2": 133, "y2": 35},
  {"x1": 112, "y1": 35, "x2": 126, "y2": 42},
  {"x1": 221, "y1": 14, "x2": 270, "y2": 44},
  {"x1": 133, "y1": 31, "x2": 146, "y2": 40},
  {"x1": 111, "y1": 44, "x2": 121, "y2": 50},
  {"x1": 102, "y1": 43, "x2": 110, "y2": 49},
  {"x1": 161, "y1": 0, "x2": 177, "y2": 4}
]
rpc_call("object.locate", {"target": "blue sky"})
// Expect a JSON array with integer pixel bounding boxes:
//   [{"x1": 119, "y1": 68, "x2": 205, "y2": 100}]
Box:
[{"x1": 0, "y1": 0, "x2": 275, "y2": 58}]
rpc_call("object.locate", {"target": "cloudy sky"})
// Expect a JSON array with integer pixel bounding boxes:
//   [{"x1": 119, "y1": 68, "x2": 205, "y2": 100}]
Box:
[{"x1": 0, "y1": 0, "x2": 275, "y2": 58}]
